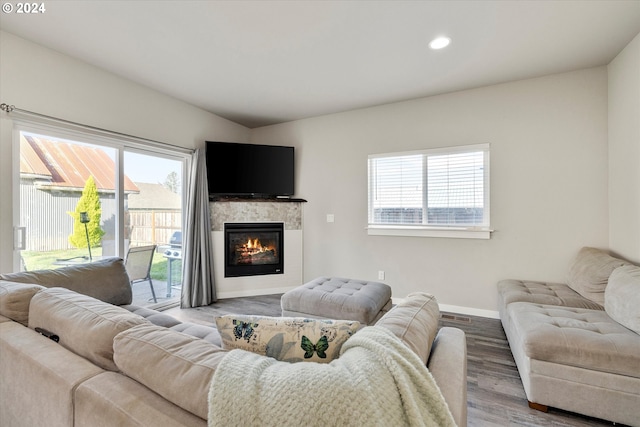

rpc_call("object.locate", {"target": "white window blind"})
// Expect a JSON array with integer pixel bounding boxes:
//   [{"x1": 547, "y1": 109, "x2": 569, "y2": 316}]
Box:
[{"x1": 368, "y1": 143, "x2": 490, "y2": 236}]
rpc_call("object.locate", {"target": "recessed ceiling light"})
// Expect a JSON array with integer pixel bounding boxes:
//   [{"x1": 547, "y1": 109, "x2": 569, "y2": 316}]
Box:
[{"x1": 429, "y1": 36, "x2": 451, "y2": 50}]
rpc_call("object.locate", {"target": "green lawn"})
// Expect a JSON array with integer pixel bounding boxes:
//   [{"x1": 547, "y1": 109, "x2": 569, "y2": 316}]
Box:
[{"x1": 21, "y1": 248, "x2": 179, "y2": 283}]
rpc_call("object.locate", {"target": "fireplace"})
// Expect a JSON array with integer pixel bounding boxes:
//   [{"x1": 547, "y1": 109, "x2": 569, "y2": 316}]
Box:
[{"x1": 224, "y1": 222, "x2": 284, "y2": 277}]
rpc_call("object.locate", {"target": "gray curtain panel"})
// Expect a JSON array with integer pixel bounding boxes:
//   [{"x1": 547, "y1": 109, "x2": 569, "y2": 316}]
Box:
[{"x1": 181, "y1": 148, "x2": 216, "y2": 308}]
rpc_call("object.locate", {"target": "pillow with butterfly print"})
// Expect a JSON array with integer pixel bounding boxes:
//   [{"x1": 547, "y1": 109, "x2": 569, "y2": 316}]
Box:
[{"x1": 214, "y1": 315, "x2": 360, "y2": 363}]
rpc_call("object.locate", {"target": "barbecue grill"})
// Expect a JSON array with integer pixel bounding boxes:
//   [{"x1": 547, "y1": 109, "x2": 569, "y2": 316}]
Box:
[
  {"x1": 164, "y1": 231, "x2": 182, "y2": 259},
  {"x1": 162, "y1": 231, "x2": 182, "y2": 295}
]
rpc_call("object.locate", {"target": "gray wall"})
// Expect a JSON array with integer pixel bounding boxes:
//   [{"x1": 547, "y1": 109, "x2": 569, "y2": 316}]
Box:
[
  {"x1": 252, "y1": 67, "x2": 611, "y2": 315},
  {"x1": 0, "y1": 31, "x2": 250, "y2": 273},
  {"x1": 2, "y1": 29, "x2": 637, "y2": 315},
  {"x1": 608, "y1": 32, "x2": 640, "y2": 264}
]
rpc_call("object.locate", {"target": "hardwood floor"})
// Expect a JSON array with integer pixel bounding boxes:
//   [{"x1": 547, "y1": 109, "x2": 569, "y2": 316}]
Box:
[
  {"x1": 162, "y1": 295, "x2": 617, "y2": 427},
  {"x1": 439, "y1": 315, "x2": 616, "y2": 427}
]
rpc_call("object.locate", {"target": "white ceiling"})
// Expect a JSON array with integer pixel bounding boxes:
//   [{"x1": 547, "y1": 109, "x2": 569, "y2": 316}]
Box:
[{"x1": 1, "y1": 1, "x2": 639, "y2": 128}]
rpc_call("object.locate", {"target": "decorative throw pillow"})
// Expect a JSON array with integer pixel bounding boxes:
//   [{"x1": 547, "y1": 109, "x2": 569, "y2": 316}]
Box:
[
  {"x1": 215, "y1": 314, "x2": 360, "y2": 363},
  {"x1": 0, "y1": 257, "x2": 132, "y2": 305}
]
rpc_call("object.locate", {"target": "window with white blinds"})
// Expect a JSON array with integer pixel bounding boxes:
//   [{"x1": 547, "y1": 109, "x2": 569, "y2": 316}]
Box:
[{"x1": 368, "y1": 143, "x2": 490, "y2": 239}]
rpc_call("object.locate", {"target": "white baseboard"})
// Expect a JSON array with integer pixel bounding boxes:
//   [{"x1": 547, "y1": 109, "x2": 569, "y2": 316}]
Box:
[
  {"x1": 216, "y1": 292, "x2": 500, "y2": 319},
  {"x1": 391, "y1": 297, "x2": 499, "y2": 319},
  {"x1": 216, "y1": 286, "x2": 296, "y2": 300},
  {"x1": 438, "y1": 304, "x2": 500, "y2": 319}
]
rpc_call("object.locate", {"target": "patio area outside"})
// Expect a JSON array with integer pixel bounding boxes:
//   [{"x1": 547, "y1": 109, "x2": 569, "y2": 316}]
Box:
[{"x1": 21, "y1": 247, "x2": 182, "y2": 309}]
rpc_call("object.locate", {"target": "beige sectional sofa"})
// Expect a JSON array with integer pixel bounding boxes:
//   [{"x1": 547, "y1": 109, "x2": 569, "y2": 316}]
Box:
[
  {"x1": 498, "y1": 247, "x2": 640, "y2": 426},
  {"x1": 0, "y1": 258, "x2": 468, "y2": 426}
]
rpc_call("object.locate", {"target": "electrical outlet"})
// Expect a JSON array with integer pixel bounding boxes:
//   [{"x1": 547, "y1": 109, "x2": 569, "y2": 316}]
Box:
[
  {"x1": 378, "y1": 270, "x2": 385, "y2": 280},
  {"x1": 326, "y1": 214, "x2": 335, "y2": 223}
]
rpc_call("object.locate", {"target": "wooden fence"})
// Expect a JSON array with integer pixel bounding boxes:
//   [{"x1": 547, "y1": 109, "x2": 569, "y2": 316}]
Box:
[{"x1": 129, "y1": 210, "x2": 182, "y2": 247}]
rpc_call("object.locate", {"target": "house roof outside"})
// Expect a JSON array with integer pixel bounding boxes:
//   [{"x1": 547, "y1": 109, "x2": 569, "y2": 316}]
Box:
[
  {"x1": 127, "y1": 182, "x2": 180, "y2": 210},
  {"x1": 20, "y1": 133, "x2": 139, "y2": 193}
]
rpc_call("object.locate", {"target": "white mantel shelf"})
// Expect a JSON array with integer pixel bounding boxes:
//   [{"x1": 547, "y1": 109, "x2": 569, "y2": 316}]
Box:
[{"x1": 209, "y1": 196, "x2": 307, "y2": 203}]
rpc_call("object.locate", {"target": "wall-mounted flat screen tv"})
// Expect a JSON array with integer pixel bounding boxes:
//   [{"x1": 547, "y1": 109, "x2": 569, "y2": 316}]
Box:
[{"x1": 206, "y1": 141, "x2": 294, "y2": 198}]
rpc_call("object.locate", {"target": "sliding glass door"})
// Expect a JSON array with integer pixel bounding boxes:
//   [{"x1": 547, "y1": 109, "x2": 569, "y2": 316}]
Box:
[
  {"x1": 17, "y1": 130, "x2": 118, "y2": 269},
  {"x1": 15, "y1": 124, "x2": 188, "y2": 306},
  {"x1": 124, "y1": 150, "x2": 184, "y2": 299}
]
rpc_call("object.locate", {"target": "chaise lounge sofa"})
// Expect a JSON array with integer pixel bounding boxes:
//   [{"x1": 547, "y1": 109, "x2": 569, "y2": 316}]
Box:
[
  {"x1": 497, "y1": 247, "x2": 640, "y2": 426},
  {"x1": 0, "y1": 258, "x2": 468, "y2": 426}
]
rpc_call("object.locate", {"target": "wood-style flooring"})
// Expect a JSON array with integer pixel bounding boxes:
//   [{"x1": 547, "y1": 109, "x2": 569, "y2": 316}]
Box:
[{"x1": 162, "y1": 295, "x2": 618, "y2": 427}]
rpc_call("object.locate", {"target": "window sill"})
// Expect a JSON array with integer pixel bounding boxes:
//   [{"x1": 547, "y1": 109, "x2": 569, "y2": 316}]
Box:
[{"x1": 367, "y1": 225, "x2": 492, "y2": 240}]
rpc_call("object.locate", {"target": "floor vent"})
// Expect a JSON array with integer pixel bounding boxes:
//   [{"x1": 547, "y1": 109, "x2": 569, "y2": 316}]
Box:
[{"x1": 441, "y1": 313, "x2": 472, "y2": 323}]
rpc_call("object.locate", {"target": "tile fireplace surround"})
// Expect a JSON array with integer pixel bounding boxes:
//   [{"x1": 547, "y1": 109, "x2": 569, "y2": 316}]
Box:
[{"x1": 210, "y1": 199, "x2": 305, "y2": 299}]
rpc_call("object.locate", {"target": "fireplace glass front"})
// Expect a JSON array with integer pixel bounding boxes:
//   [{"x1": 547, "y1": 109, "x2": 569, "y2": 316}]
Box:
[{"x1": 224, "y1": 222, "x2": 284, "y2": 277}]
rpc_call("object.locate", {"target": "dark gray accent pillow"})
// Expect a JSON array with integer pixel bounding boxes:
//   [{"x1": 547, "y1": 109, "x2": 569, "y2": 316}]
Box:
[{"x1": 0, "y1": 257, "x2": 132, "y2": 305}]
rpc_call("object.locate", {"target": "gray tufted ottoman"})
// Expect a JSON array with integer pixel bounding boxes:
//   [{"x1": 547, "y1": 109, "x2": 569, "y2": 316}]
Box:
[{"x1": 281, "y1": 277, "x2": 392, "y2": 325}]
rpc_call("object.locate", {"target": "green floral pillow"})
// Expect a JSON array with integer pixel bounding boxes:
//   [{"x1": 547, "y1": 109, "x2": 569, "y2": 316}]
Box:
[{"x1": 215, "y1": 315, "x2": 360, "y2": 363}]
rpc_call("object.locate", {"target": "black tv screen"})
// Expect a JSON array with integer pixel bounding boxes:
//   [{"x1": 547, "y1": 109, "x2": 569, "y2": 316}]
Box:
[{"x1": 206, "y1": 141, "x2": 294, "y2": 198}]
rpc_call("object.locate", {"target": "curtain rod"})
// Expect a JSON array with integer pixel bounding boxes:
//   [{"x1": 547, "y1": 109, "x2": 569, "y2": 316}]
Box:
[{"x1": 0, "y1": 102, "x2": 194, "y2": 154}]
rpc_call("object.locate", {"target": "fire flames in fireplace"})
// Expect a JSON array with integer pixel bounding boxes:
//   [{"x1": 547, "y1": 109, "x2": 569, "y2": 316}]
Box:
[
  {"x1": 225, "y1": 222, "x2": 284, "y2": 277},
  {"x1": 235, "y1": 237, "x2": 278, "y2": 265}
]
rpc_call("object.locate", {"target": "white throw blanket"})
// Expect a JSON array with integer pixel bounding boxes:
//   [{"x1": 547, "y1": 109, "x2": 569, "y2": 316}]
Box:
[{"x1": 208, "y1": 326, "x2": 456, "y2": 427}]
